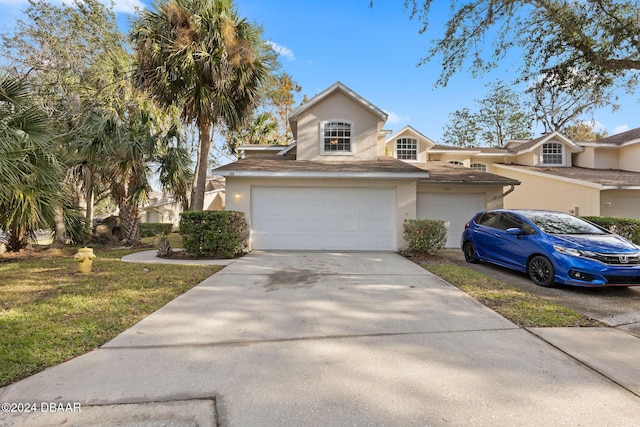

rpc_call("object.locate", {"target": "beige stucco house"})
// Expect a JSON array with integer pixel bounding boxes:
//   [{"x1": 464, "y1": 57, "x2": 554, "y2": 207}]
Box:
[
  {"x1": 388, "y1": 129, "x2": 640, "y2": 219},
  {"x1": 141, "y1": 177, "x2": 226, "y2": 228},
  {"x1": 215, "y1": 82, "x2": 519, "y2": 250}
]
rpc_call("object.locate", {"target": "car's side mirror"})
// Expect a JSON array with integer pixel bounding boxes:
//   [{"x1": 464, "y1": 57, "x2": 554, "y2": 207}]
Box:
[{"x1": 506, "y1": 227, "x2": 525, "y2": 237}]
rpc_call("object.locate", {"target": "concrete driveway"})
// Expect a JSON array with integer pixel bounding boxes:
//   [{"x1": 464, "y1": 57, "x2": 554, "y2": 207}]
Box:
[{"x1": 2, "y1": 251, "x2": 640, "y2": 426}]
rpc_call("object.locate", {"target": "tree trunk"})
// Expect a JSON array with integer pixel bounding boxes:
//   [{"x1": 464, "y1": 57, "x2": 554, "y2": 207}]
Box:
[
  {"x1": 119, "y1": 202, "x2": 141, "y2": 246},
  {"x1": 7, "y1": 226, "x2": 27, "y2": 252},
  {"x1": 85, "y1": 178, "x2": 94, "y2": 227},
  {"x1": 51, "y1": 205, "x2": 67, "y2": 248},
  {"x1": 190, "y1": 120, "x2": 212, "y2": 211}
]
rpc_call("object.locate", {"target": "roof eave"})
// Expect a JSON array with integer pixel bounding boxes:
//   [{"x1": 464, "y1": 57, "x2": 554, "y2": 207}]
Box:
[
  {"x1": 218, "y1": 171, "x2": 429, "y2": 179},
  {"x1": 419, "y1": 179, "x2": 520, "y2": 186}
]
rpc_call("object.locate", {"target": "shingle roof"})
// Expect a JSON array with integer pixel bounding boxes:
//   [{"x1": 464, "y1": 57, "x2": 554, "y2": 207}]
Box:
[
  {"x1": 597, "y1": 127, "x2": 640, "y2": 146},
  {"x1": 213, "y1": 156, "x2": 518, "y2": 185},
  {"x1": 214, "y1": 155, "x2": 429, "y2": 175},
  {"x1": 413, "y1": 161, "x2": 520, "y2": 185},
  {"x1": 498, "y1": 164, "x2": 640, "y2": 187},
  {"x1": 431, "y1": 144, "x2": 511, "y2": 154}
]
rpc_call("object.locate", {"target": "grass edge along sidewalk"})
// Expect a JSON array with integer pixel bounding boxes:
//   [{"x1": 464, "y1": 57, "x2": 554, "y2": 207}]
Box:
[
  {"x1": 0, "y1": 248, "x2": 222, "y2": 387},
  {"x1": 422, "y1": 260, "x2": 603, "y2": 328}
]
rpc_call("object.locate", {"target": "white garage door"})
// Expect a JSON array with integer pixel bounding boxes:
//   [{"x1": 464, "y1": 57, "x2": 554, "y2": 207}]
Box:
[
  {"x1": 251, "y1": 187, "x2": 396, "y2": 250},
  {"x1": 417, "y1": 193, "x2": 485, "y2": 248}
]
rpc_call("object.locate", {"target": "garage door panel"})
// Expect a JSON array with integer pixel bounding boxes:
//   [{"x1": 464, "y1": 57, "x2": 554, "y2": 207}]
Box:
[
  {"x1": 417, "y1": 193, "x2": 484, "y2": 248},
  {"x1": 251, "y1": 187, "x2": 396, "y2": 250}
]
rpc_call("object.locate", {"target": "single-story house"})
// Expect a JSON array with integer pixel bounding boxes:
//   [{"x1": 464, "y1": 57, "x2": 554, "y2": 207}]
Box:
[{"x1": 215, "y1": 82, "x2": 519, "y2": 250}]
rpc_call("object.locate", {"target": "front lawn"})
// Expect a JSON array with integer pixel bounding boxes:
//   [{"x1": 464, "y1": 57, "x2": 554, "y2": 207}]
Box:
[{"x1": 0, "y1": 247, "x2": 222, "y2": 387}]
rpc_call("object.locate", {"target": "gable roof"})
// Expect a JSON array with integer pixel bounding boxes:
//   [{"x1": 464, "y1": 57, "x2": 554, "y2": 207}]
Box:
[
  {"x1": 507, "y1": 131, "x2": 583, "y2": 154},
  {"x1": 288, "y1": 81, "x2": 388, "y2": 122},
  {"x1": 385, "y1": 125, "x2": 436, "y2": 147},
  {"x1": 430, "y1": 132, "x2": 584, "y2": 156},
  {"x1": 596, "y1": 127, "x2": 640, "y2": 146}
]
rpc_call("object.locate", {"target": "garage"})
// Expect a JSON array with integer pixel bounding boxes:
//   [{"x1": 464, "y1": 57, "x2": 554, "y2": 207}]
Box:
[
  {"x1": 417, "y1": 193, "x2": 485, "y2": 248},
  {"x1": 251, "y1": 187, "x2": 397, "y2": 250}
]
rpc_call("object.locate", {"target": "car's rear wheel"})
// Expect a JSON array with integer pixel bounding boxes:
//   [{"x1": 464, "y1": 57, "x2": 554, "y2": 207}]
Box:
[
  {"x1": 528, "y1": 255, "x2": 555, "y2": 287},
  {"x1": 463, "y1": 241, "x2": 479, "y2": 264}
]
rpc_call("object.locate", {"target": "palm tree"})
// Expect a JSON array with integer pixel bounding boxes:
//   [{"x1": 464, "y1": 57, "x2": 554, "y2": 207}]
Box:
[
  {"x1": 132, "y1": 0, "x2": 269, "y2": 210},
  {"x1": 224, "y1": 112, "x2": 279, "y2": 157},
  {"x1": 88, "y1": 48, "x2": 193, "y2": 245},
  {"x1": 0, "y1": 75, "x2": 63, "y2": 251}
]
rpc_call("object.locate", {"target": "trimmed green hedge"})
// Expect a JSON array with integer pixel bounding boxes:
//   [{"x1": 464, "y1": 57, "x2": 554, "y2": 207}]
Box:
[
  {"x1": 179, "y1": 211, "x2": 249, "y2": 258},
  {"x1": 140, "y1": 223, "x2": 174, "y2": 238},
  {"x1": 581, "y1": 216, "x2": 640, "y2": 244},
  {"x1": 403, "y1": 219, "x2": 447, "y2": 255}
]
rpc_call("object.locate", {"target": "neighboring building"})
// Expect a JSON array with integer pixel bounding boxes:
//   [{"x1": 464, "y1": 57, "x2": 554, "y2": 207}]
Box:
[
  {"x1": 387, "y1": 129, "x2": 640, "y2": 219},
  {"x1": 141, "y1": 177, "x2": 226, "y2": 228},
  {"x1": 215, "y1": 82, "x2": 519, "y2": 250}
]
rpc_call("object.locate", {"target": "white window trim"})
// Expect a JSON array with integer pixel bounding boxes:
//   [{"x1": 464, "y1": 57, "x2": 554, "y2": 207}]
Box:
[
  {"x1": 320, "y1": 119, "x2": 355, "y2": 156},
  {"x1": 396, "y1": 137, "x2": 418, "y2": 161},
  {"x1": 470, "y1": 162, "x2": 488, "y2": 171},
  {"x1": 541, "y1": 142, "x2": 564, "y2": 166}
]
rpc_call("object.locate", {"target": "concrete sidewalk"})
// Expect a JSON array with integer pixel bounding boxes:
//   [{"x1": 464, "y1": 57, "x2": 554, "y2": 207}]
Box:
[{"x1": 1, "y1": 251, "x2": 640, "y2": 426}]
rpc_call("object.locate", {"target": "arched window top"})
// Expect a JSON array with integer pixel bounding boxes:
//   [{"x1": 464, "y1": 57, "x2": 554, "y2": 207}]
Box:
[
  {"x1": 470, "y1": 163, "x2": 487, "y2": 171},
  {"x1": 322, "y1": 121, "x2": 352, "y2": 153}
]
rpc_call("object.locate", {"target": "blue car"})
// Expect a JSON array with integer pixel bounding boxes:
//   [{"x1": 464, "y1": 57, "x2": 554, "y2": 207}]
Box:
[{"x1": 461, "y1": 209, "x2": 640, "y2": 287}]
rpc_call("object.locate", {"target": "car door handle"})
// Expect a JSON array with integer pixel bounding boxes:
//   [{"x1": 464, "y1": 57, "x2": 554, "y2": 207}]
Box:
[{"x1": 494, "y1": 233, "x2": 502, "y2": 238}]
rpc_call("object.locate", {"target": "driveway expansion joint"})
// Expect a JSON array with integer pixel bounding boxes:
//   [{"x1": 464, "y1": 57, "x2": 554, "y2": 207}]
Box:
[{"x1": 102, "y1": 327, "x2": 522, "y2": 350}]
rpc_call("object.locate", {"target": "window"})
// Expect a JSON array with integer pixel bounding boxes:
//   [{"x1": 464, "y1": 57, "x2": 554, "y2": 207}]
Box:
[
  {"x1": 542, "y1": 142, "x2": 563, "y2": 165},
  {"x1": 396, "y1": 138, "x2": 417, "y2": 160},
  {"x1": 476, "y1": 212, "x2": 499, "y2": 228},
  {"x1": 497, "y1": 213, "x2": 535, "y2": 235},
  {"x1": 470, "y1": 163, "x2": 487, "y2": 172},
  {"x1": 449, "y1": 160, "x2": 464, "y2": 166},
  {"x1": 323, "y1": 121, "x2": 351, "y2": 152}
]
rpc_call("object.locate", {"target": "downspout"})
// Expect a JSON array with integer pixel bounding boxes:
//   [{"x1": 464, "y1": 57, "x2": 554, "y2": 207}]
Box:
[{"x1": 502, "y1": 184, "x2": 515, "y2": 198}]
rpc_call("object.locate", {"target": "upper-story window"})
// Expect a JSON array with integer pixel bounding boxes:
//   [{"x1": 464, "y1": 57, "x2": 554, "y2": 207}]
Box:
[
  {"x1": 396, "y1": 138, "x2": 417, "y2": 160},
  {"x1": 323, "y1": 121, "x2": 352, "y2": 152},
  {"x1": 542, "y1": 142, "x2": 563, "y2": 165},
  {"x1": 470, "y1": 163, "x2": 487, "y2": 172}
]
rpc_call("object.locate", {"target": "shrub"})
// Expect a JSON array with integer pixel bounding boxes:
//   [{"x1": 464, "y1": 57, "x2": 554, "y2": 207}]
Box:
[
  {"x1": 156, "y1": 233, "x2": 173, "y2": 257},
  {"x1": 179, "y1": 211, "x2": 249, "y2": 258},
  {"x1": 581, "y1": 216, "x2": 640, "y2": 244},
  {"x1": 140, "y1": 222, "x2": 174, "y2": 238},
  {"x1": 403, "y1": 219, "x2": 447, "y2": 255}
]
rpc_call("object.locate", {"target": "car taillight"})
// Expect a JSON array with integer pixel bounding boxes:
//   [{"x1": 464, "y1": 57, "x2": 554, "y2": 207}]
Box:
[{"x1": 464, "y1": 221, "x2": 470, "y2": 230}]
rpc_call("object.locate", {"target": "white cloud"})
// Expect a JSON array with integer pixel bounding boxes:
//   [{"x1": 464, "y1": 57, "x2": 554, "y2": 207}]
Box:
[
  {"x1": 110, "y1": 0, "x2": 145, "y2": 14},
  {"x1": 613, "y1": 124, "x2": 630, "y2": 135},
  {"x1": 266, "y1": 41, "x2": 295, "y2": 61},
  {"x1": 384, "y1": 111, "x2": 409, "y2": 125}
]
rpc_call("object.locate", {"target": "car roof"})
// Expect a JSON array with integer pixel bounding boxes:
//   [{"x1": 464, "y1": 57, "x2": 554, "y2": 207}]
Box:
[{"x1": 484, "y1": 209, "x2": 571, "y2": 216}]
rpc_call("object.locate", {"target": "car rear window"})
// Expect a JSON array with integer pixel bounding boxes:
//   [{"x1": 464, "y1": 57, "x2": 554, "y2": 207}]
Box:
[{"x1": 476, "y1": 212, "x2": 499, "y2": 227}]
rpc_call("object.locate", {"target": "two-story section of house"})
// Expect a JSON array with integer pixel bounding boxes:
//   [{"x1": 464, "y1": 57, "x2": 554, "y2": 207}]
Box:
[
  {"x1": 385, "y1": 127, "x2": 640, "y2": 219},
  {"x1": 215, "y1": 82, "x2": 519, "y2": 250}
]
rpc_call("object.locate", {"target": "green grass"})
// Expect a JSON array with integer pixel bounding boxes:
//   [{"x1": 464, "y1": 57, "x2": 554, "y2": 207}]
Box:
[
  {"x1": 0, "y1": 247, "x2": 221, "y2": 387},
  {"x1": 140, "y1": 232, "x2": 183, "y2": 248},
  {"x1": 423, "y1": 261, "x2": 603, "y2": 328}
]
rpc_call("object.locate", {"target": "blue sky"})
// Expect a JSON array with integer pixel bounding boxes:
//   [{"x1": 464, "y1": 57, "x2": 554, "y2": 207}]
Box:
[{"x1": 1, "y1": 0, "x2": 637, "y2": 142}]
